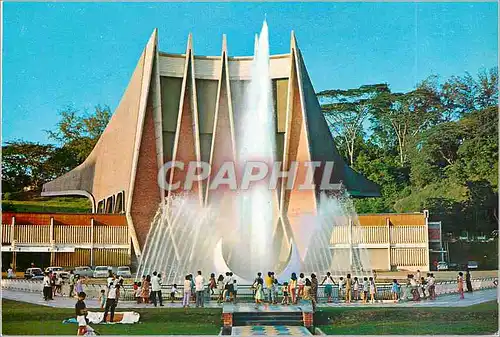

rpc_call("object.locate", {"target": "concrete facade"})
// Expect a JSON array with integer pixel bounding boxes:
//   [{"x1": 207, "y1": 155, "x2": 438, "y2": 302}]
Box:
[{"x1": 42, "y1": 29, "x2": 390, "y2": 262}]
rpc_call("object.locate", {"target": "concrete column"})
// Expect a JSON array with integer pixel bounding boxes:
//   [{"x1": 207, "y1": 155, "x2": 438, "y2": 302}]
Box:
[
  {"x1": 348, "y1": 218, "x2": 353, "y2": 268},
  {"x1": 90, "y1": 218, "x2": 95, "y2": 267},
  {"x1": 50, "y1": 217, "x2": 55, "y2": 266},
  {"x1": 387, "y1": 217, "x2": 391, "y2": 271}
]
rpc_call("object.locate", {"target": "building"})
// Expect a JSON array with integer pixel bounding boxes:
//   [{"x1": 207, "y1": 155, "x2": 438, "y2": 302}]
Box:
[{"x1": 26, "y1": 29, "x2": 431, "y2": 273}]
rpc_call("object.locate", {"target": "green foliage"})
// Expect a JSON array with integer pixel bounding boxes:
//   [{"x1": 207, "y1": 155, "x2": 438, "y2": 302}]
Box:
[{"x1": 321, "y1": 67, "x2": 498, "y2": 235}]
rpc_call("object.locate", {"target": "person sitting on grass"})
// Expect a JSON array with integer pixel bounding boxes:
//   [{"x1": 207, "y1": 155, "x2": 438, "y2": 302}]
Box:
[
  {"x1": 75, "y1": 292, "x2": 88, "y2": 336},
  {"x1": 99, "y1": 289, "x2": 106, "y2": 309},
  {"x1": 281, "y1": 282, "x2": 289, "y2": 305}
]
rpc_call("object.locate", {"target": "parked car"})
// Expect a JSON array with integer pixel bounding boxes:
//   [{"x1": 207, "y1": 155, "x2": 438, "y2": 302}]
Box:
[
  {"x1": 437, "y1": 261, "x2": 449, "y2": 271},
  {"x1": 73, "y1": 266, "x2": 93, "y2": 278},
  {"x1": 467, "y1": 261, "x2": 479, "y2": 270},
  {"x1": 448, "y1": 262, "x2": 459, "y2": 271},
  {"x1": 93, "y1": 266, "x2": 111, "y2": 278},
  {"x1": 24, "y1": 268, "x2": 44, "y2": 280},
  {"x1": 45, "y1": 267, "x2": 69, "y2": 279},
  {"x1": 116, "y1": 266, "x2": 132, "y2": 278}
]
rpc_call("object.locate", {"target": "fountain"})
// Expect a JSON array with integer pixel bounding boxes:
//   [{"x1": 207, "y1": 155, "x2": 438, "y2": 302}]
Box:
[{"x1": 135, "y1": 20, "x2": 372, "y2": 284}]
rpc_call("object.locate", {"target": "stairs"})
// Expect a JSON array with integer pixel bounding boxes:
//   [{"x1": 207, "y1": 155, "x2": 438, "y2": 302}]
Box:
[{"x1": 233, "y1": 311, "x2": 303, "y2": 326}]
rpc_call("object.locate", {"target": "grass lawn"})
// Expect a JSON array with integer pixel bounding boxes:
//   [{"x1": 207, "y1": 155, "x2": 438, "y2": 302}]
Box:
[
  {"x1": 315, "y1": 300, "x2": 499, "y2": 335},
  {"x1": 2, "y1": 197, "x2": 92, "y2": 213},
  {"x1": 1, "y1": 299, "x2": 222, "y2": 335}
]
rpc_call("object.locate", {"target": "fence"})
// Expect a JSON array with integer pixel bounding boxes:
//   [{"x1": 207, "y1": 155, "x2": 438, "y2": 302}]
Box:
[{"x1": 2, "y1": 277, "x2": 497, "y2": 303}]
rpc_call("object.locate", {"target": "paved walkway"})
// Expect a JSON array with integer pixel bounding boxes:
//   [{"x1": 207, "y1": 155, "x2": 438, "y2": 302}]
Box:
[
  {"x1": 231, "y1": 326, "x2": 311, "y2": 336},
  {"x1": 2, "y1": 288, "x2": 497, "y2": 309}
]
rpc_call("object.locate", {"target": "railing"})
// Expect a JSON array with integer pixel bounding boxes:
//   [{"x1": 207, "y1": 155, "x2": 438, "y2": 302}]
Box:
[{"x1": 3, "y1": 277, "x2": 496, "y2": 302}]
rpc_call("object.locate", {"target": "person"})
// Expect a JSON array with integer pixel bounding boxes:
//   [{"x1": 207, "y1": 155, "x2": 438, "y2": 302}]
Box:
[
  {"x1": 369, "y1": 277, "x2": 376, "y2": 303},
  {"x1": 428, "y1": 273, "x2": 436, "y2": 300},
  {"x1": 151, "y1": 271, "x2": 162, "y2": 307},
  {"x1": 311, "y1": 273, "x2": 318, "y2": 304},
  {"x1": 228, "y1": 272, "x2": 235, "y2": 301},
  {"x1": 209, "y1": 273, "x2": 216, "y2": 296},
  {"x1": 69, "y1": 270, "x2": 75, "y2": 297},
  {"x1": 7, "y1": 267, "x2": 14, "y2": 279},
  {"x1": 458, "y1": 272, "x2": 464, "y2": 299},
  {"x1": 55, "y1": 273, "x2": 63, "y2": 296},
  {"x1": 290, "y1": 272, "x2": 297, "y2": 304},
  {"x1": 362, "y1": 277, "x2": 369, "y2": 303},
  {"x1": 223, "y1": 272, "x2": 231, "y2": 302},
  {"x1": 74, "y1": 275, "x2": 84, "y2": 298},
  {"x1": 183, "y1": 275, "x2": 191, "y2": 308},
  {"x1": 170, "y1": 284, "x2": 178, "y2": 303},
  {"x1": 190, "y1": 274, "x2": 196, "y2": 302},
  {"x1": 264, "y1": 272, "x2": 273, "y2": 302},
  {"x1": 353, "y1": 277, "x2": 359, "y2": 301},
  {"x1": 195, "y1": 270, "x2": 205, "y2": 308},
  {"x1": 99, "y1": 289, "x2": 106, "y2": 309},
  {"x1": 42, "y1": 272, "x2": 52, "y2": 301},
  {"x1": 303, "y1": 278, "x2": 316, "y2": 311},
  {"x1": 272, "y1": 278, "x2": 279, "y2": 304},
  {"x1": 141, "y1": 275, "x2": 151, "y2": 304},
  {"x1": 281, "y1": 282, "x2": 290, "y2": 305},
  {"x1": 391, "y1": 279, "x2": 399, "y2": 303},
  {"x1": 409, "y1": 274, "x2": 420, "y2": 301},
  {"x1": 75, "y1": 292, "x2": 88, "y2": 335},
  {"x1": 420, "y1": 277, "x2": 427, "y2": 298},
  {"x1": 217, "y1": 274, "x2": 225, "y2": 304},
  {"x1": 135, "y1": 282, "x2": 142, "y2": 304},
  {"x1": 50, "y1": 272, "x2": 56, "y2": 299},
  {"x1": 345, "y1": 274, "x2": 352, "y2": 303},
  {"x1": 465, "y1": 269, "x2": 473, "y2": 293},
  {"x1": 233, "y1": 280, "x2": 238, "y2": 303},
  {"x1": 338, "y1": 277, "x2": 345, "y2": 300},
  {"x1": 321, "y1": 272, "x2": 335, "y2": 303},
  {"x1": 254, "y1": 278, "x2": 264, "y2": 308},
  {"x1": 297, "y1": 273, "x2": 305, "y2": 299},
  {"x1": 106, "y1": 271, "x2": 114, "y2": 289},
  {"x1": 103, "y1": 284, "x2": 120, "y2": 323},
  {"x1": 416, "y1": 270, "x2": 421, "y2": 282}
]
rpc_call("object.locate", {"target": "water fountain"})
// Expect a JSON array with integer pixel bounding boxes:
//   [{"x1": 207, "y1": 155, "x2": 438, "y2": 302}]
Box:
[{"x1": 135, "y1": 20, "x2": 372, "y2": 284}]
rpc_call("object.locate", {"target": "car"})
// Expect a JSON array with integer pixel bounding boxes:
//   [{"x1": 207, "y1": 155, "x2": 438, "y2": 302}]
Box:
[
  {"x1": 24, "y1": 268, "x2": 44, "y2": 280},
  {"x1": 448, "y1": 262, "x2": 459, "y2": 271},
  {"x1": 437, "y1": 261, "x2": 448, "y2": 271},
  {"x1": 73, "y1": 266, "x2": 94, "y2": 278},
  {"x1": 116, "y1": 266, "x2": 132, "y2": 278},
  {"x1": 45, "y1": 267, "x2": 70, "y2": 279},
  {"x1": 93, "y1": 266, "x2": 112, "y2": 278},
  {"x1": 467, "y1": 261, "x2": 479, "y2": 270}
]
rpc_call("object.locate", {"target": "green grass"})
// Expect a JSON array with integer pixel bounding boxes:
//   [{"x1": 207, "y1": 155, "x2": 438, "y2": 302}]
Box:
[
  {"x1": 2, "y1": 299, "x2": 221, "y2": 335},
  {"x1": 2, "y1": 197, "x2": 92, "y2": 213},
  {"x1": 316, "y1": 300, "x2": 498, "y2": 335}
]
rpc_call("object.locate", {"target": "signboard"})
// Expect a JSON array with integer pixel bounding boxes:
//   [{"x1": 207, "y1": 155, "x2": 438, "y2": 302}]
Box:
[{"x1": 428, "y1": 221, "x2": 442, "y2": 243}]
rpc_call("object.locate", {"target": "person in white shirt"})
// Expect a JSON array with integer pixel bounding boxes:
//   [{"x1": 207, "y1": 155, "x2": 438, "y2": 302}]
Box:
[
  {"x1": 103, "y1": 284, "x2": 120, "y2": 323},
  {"x1": 195, "y1": 270, "x2": 205, "y2": 308},
  {"x1": 7, "y1": 267, "x2": 14, "y2": 279},
  {"x1": 42, "y1": 272, "x2": 52, "y2": 301},
  {"x1": 183, "y1": 275, "x2": 191, "y2": 308},
  {"x1": 297, "y1": 273, "x2": 305, "y2": 299},
  {"x1": 151, "y1": 271, "x2": 163, "y2": 307}
]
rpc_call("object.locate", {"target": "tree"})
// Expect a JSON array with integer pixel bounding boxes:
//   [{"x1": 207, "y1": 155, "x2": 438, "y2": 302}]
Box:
[
  {"x1": 372, "y1": 81, "x2": 443, "y2": 167},
  {"x1": 46, "y1": 105, "x2": 112, "y2": 163}
]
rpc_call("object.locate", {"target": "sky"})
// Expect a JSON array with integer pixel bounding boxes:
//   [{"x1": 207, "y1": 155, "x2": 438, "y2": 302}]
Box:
[{"x1": 2, "y1": 2, "x2": 498, "y2": 144}]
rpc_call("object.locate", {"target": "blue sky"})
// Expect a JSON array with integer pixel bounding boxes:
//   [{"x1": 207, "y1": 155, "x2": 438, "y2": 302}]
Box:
[{"x1": 2, "y1": 2, "x2": 498, "y2": 144}]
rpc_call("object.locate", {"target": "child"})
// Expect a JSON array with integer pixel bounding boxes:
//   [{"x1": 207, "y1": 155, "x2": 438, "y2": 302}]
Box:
[
  {"x1": 289, "y1": 273, "x2": 297, "y2": 304},
  {"x1": 254, "y1": 278, "x2": 264, "y2": 308},
  {"x1": 217, "y1": 275, "x2": 225, "y2": 304},
  {"x1": 209, "y1": 273, "x2": 216, "y2": 296},
  {"x1": 75, "y1": 292, "x2": 88, "y2": 336},
  {"x1": 353, "y1": 277, "x2": 359, "y2": 301},
  {"x1": 281, "y1": 282, "x2": 289, "y2": 305},
  {"x1": 420, "y1": 277, "x2": 427, "y2": 298},
  {"x1": 457, "y1": 272, "x2": 464, "y2": 299},
  {"x1": 362, "y1": 277, "x2": 369, "y2": 303},
  {"x1": 338, "y1": 277, "x2": 345, "y2": 300},
  {"x1": 135, "y1": 282, "x2": 142, "y2": 304},
  {"x1": 99, "y1": 289, "x2": 106, "y2": 309},
  {"x1": 321, "y1": 272, "x2": 335, "y2": 303},
  {"x1": 170, "y1": 284, "x2": 178, "y2": 303},
  {"x1": 391, "y1": 279, "x2": 399, "y2": 303},
  {"x1": 233, "y1": 280, "x2": 238, "y2": 303},
  {"x1": 345, "y1": 274, "x2": 352, "y2": 303},
  {"x1": 297, "y1": 273, "x2": 305, "y2": 299},
  {"x1": 272, "y1": 278, "x2": 279, "y2": 304},
  {"x1": 55, "y1": 274, "x2": 63, "y2": 296},
  {"x1": 369, "y1": 277, "x2": 376, "y2": 303}
]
